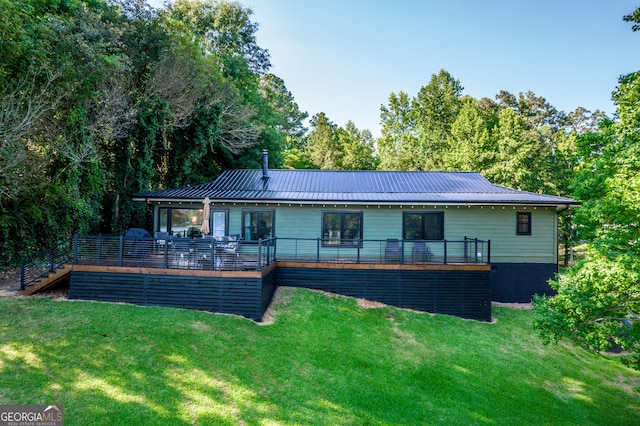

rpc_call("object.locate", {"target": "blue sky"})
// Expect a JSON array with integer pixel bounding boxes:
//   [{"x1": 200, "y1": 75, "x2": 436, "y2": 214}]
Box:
[{"x1": 148, "y1": 1, "x2": 639, "y2": 136}]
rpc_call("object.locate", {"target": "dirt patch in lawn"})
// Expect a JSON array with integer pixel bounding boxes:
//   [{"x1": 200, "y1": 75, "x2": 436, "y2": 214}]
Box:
[
  {"x1": 492, "y1": 301, "x2": 533, "y2": 310},
  {"x1": 0, "y1": 268, "x2": 21, "y2": 296}
]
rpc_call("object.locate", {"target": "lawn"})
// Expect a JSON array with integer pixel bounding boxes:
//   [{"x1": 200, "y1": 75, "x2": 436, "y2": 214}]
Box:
[{"x1": 1, "y1": 288, "x2": 639, "y2": 425}]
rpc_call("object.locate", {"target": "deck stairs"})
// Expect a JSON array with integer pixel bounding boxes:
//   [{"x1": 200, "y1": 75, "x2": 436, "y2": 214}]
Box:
[{"x1": 19, "y1": 265, "x2": 72, "y2": 296}]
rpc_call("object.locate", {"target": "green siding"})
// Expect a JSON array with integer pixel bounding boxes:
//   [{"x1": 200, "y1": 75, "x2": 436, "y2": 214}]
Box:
[
  {"x1": 444, "y1": 207, "x2": 557, "y2": 263},
  {"x1": 154, "y1": 203, "x2": 558, "y2": 264}
]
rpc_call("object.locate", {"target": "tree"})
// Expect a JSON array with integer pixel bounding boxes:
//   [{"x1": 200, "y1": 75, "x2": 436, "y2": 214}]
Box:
[
  {"x1": 259, "y1": 73, "x2": 308, "y2": 170},
  {"x1": 442, "y1": 96, "x2": 496, "y2": 172},
  {"x1": 336, "y1": 121, "x2": 378, "y2": 170},
  {"x1": 282, "y1": 147, "x2": 314, "y2": 169},
  {"x1": 260, "y1": 73, "x2": 308, "y2": 149},
  {"x1": 306, "y1": 112, "x2": 340, "y2": 169},
  {"x1": 484, "y1": 108, "x2": 535, "y2": 190},
  {"x1": 378, "y1": 69, "x2": 463, "y2": 170},
  {"x1": 411, "y1": 69, "x2": 463, "y2": 170},
  {"x1": 0, "y1": 0, "x2": 289, "y2": 263},
  {"x1": 378, "y1": 91, "x2": 416, "y2": 169},
  {"x1": 533, "y1": 69, "x2": 640, "y2": 369}
]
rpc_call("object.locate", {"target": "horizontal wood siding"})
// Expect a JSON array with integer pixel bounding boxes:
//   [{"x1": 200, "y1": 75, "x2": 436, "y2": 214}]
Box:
[
  {"x1": 261, "y1": 266, "x2": 277, "y2": 314},
  {"x1": 65, "y1": 261, "x2": 490, "y2": 321},
  {"x1": 491, "y1": 262, "x2": 558, "y2": 303},
  {"x1": 446, "y1": 207, "x2": 558, "y2": 264},
  {"x1": 163, "y1": 202, "x2": 558, "y2": 267},
  {"x1": 69, "y1": 270, "x2": 268, "y2": 320},
  {"x1": 276, "y1": 266, "x2": 491, "y2": 321}
]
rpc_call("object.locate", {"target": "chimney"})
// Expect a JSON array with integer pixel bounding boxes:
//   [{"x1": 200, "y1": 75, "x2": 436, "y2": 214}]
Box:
[{"x1": 261, "y1": 149, "x2": 269, "y2": 180}]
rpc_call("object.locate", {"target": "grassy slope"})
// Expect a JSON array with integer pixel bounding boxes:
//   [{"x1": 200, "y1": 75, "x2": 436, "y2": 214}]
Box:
[{"x1": 0, "y1": 288, "x2": 639, "y2": 425}]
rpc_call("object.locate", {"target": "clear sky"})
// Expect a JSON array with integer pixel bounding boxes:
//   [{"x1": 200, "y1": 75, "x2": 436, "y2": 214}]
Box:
[{"x1": 147, "y1": 1, "x2": 639, "y2": 136}]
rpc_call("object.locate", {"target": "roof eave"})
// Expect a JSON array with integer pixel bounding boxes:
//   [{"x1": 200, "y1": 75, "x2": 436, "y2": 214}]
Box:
[{"x1": 132, "y1": 195, "x2": 580, "y2": 209}]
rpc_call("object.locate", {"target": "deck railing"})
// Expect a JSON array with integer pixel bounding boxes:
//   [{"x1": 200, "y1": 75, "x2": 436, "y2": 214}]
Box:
[
  {"x1": 20, "y1": 234, "x2": 277, "y2": 290},
  {"x1": 273, "y1": 237, "x2": 490, "y2": 265},
  {"x1": 72, "y1": 234, "x2": 276, "y2": 271},
  {"x1": 20, "y1": 234, "x2": 490, "y2": 290},
  {"x1": 20, "y1": 236, "x2": 74, "y2": 290}
]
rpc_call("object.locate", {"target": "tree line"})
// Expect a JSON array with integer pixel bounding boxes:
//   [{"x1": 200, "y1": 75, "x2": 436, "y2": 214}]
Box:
[{"x1": 0, "y1": 0, "x2": 307, "y2": 263}]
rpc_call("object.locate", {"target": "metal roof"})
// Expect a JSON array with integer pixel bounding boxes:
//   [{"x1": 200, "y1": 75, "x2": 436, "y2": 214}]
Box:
[{"x1": 133, "y1": 169, "x2": 579, "y2": 206}]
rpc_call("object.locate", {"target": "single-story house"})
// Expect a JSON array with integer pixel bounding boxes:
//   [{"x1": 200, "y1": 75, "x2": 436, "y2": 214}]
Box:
[{"x1": 127, "y1": 150, "x2": 579, "y2": 319}]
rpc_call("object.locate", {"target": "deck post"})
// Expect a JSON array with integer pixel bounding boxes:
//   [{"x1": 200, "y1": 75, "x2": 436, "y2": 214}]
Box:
[
  {"x1": 48, "y1": 247, "x2": 55, "y2": 273},
  {"x1": 258, "y1": 239, "x2": 263, "y2": 267},
  {"x1": 118, "y1": 235, "x2": 124, "y2": 266},
  {"x1": 474, "y1": 238, "x2": 478, "y2": 263},
  {"x1": 73, "y1": 234, "x2": 79, "y2": 264},
  {"x1": 357, "y1": 239, "x2": 361, "y2": 263},
  {"x1": 401, "y1": 240, "x2": 405, "y2": 264},
  {"x1": 208, "y1": 241, "x2": 214, "y2": 270},
  {"x1": 316, "y1": 238, "x2": 320, "y2": 262},
  {"x1": 464, "y1": 236, "x2": 468, "y2": 260},
  {"x1": 20, "y1": 259, "x2": 25, "y2": 290},
  {"x1": 97, "y1": 234, "x2": 103, "y2": 264},
  {"x1": 266, "y1": 239, "x2": 270, "y2": 265},
  {"x1": 273, "y1": 237, "x2": 277, "y2": 262},
  {"x1": 487, "y1": 240, "x2": 491, "y2": 264},
  {"x1": 164, "y1": 240, "x2": 169, "y2": 268},
  {"x1": 443, "y1": 240, "x2": 448, "y2": 265}
]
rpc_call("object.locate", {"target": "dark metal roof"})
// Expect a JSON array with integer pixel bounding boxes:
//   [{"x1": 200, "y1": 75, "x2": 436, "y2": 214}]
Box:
[{"x1": 133, "y1": 169, "x2": 579, "y2": 206}]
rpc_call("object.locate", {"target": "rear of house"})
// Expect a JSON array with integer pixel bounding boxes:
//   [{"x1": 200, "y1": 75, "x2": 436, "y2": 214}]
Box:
[{"x1": 134, "y1": 155, "x2": 578, "y2": 305}]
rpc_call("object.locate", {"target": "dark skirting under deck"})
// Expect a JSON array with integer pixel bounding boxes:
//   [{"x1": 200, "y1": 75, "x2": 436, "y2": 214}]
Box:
[
  {"x1": 490, "y1": 262, "x2": 557, "y2": 303},
  {"x1": 67, "y1": 262, "x2": 492, "y2": 321},
  {"x1": 69, "y1": 264, "x2": 276, "y2": 321},
  {"x1": 275, "y1": 262, "x2": 492, "y2": 321}
]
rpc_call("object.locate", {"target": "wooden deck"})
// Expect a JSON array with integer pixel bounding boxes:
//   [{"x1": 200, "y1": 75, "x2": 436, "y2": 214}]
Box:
[
  {"x1": 20, "y1": 235, "x2": 492, "y2": 321},
  {"x1": 276, "y1": 260, "x2": 490, "y2": 271}
]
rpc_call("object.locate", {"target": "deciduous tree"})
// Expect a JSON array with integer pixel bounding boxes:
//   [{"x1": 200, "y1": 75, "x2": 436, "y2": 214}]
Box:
[
  {"x1": 534, "y1": 69, "x2": 640, "y2": 369},
  {"x1": 337, "y1": 121, "x2": 378, "y2": 170}
]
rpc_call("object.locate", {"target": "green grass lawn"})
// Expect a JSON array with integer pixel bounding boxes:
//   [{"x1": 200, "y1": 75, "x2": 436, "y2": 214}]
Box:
[{"x1": 1, "y1": 288, "x2": 639, "y2": 425}]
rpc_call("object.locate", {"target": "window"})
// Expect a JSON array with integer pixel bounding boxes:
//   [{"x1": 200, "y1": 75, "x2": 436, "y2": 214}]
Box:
[
  {"x1": 159, "y1": 207, "x2": 229, "y2": 238},
  {"x1": 322, "y1": 211, "x2": 362, "y2": 246},
  {"x1": 242, "y1": 210, "x2": 274, "y2": 242},
  {"x1": 403, "y1": 212, "x2": 444, "y2": 240},
  {"x1": 517, "y1": 212, "x2": 531, "y2": 235},
  {"x1": 158, "y1": 207, "x2": 203, "y2": 238}
]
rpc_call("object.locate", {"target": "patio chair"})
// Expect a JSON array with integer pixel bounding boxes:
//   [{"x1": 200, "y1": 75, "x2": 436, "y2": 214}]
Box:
[
  {"x1": 194, "y1": 236, "x2": 214, "y2": 268},
  {"x1": 154, "y1": 231, "x2": 173, "y2": 253},
  {"x1": 220, "y1": 235, "x2": 239, "y2": 270},
  {"x1": 385, "y1": 239, "x2": 401, "y2": 262},
  {"x1": 412, "y1": 241, "x2": 433, "y2": 263},
  {"x1": 172, "y1": 238, "x2": 194, "y2": 268}
]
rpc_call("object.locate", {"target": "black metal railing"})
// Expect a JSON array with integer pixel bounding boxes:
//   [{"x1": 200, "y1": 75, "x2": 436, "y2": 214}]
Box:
[
  {"x1": 72, "y1": 234, "x2": 276, "y2": 271},
  {"x1": 273, "y1": 237, "x2": 490, "y2": 265},
  {"x1": 20, "y1": 234, "x2": 277, "y2": 290},
  {"x1": 20, "y1": 237, "x2": 74, "y2": 290},
  {"x1": 20, "y1": 234, "x2": 490, "y2": 290}
]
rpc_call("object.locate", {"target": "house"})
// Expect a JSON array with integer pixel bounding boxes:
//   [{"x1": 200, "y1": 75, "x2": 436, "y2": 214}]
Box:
[{"x1": 130, "y1": 150, "x2": 579, "y2": 318}]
